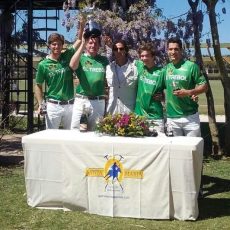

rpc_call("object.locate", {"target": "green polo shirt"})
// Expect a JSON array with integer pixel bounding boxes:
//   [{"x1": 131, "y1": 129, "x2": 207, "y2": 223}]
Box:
[
  {"x1": 164, "y1": 59, "x2": 206, "y2": 118},
  {"x1": 35, "y1": 47, "x2": 75, "y2": 101},
  {"x1": 75, "y1": 54, "x2": 109, "y2": 96},
  {"x1": 134, "y1": 60, "x2": 164, "y2": 120}
]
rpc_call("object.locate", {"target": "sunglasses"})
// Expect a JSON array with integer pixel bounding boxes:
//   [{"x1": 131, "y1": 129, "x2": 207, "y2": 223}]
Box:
[{"x1": 113, "y1": 47, "x2": 125, "y2": 51}]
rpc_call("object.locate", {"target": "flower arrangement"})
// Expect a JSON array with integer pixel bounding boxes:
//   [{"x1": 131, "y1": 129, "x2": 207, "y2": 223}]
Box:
[{"x1": 95, "y1": 113, "x2": 153, "y2": 137}]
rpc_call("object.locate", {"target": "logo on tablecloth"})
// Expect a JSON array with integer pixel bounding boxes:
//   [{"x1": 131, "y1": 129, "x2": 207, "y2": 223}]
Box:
[
  {"x1": 104, "y1": 155, "x2": 124, "y2": 191},
  {"x1": 85, "y1": 154, "x2": 144, "y2": 192}
]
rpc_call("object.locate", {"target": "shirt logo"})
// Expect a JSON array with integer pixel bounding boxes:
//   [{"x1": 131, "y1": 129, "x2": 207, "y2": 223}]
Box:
[
  {"x1": 166, "y1": 75, "x2": 186, "y2": 81},
  {"x1": 85, "y1": 60, "x2": 93, "y2": 69},
  {"x1": 167, "y1": 68, "x2": 173, "y2": 75},
  {"x1": 48, "y1": 64, "x2": 57, "y2": 71},
  {"x1": 140, "y1": 76, "x2": 157, "y2": 85}
]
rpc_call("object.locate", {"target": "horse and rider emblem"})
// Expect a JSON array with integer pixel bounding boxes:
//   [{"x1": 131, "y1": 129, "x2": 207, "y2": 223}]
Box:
[{"x1": 104, "y1": 155, "x2": 124, "y2": 191}]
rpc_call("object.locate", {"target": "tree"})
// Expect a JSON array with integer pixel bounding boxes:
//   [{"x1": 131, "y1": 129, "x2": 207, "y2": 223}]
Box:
[
  {"x1": 188, "y1": 0, "x2": 222, "y2": 155},
  {"x1": 202, "y1": 0, "x2": 230, "y2": 155},
  {"x1": 86, "y1": 0, "x2": 168, "y2": 62},
  {"x1": 75, "y1": 0, "x2": 156, "y2": 11}
]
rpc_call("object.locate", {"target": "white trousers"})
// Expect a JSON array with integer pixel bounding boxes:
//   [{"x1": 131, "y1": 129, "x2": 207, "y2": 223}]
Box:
[
  {"x1": 71, "y1": 97, "x2": 105, "y2": 131},
  {"x1": 167, "y1": 112, "x2": 201, "y2": 137},
  {"x1": 46, "y1": 102, "x2": 73, "y2": 129},
  {"x1": 148, "y1": 119, "x2": 165, "y2": 137}
]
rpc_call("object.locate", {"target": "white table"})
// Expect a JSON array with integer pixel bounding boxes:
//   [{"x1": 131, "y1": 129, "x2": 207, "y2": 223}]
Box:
[{"x1": 22, "y1": 130, "x2": 203, "y2": 220}]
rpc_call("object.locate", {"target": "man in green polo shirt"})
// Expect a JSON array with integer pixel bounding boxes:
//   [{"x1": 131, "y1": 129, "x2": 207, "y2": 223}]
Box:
[
  {"x1": 164, "y1": 37, "x2": 208, "y2": 136},
  {"x1": 69, "y1": 34, "x2": 109, "y2": 131},
  {"x1": 35, "y1": 18, "x2": 85, "y2": 129},
  {"x1": 134, "y1": 43, "x2": 165, "y2": 134}
]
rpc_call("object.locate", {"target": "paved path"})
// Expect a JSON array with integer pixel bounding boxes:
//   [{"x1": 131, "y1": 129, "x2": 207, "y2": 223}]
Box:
[{"x1": 200, "y1": 115, "x2": 225, "y2": 123}]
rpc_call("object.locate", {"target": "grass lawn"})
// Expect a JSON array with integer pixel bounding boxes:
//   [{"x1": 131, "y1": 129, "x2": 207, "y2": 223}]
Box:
[
  {"x1": 199, "y1": 80, "x2": 224, "y2": 115},
  {"x1": 0, "y1": 158, "x2": 229, "y2": 230}
]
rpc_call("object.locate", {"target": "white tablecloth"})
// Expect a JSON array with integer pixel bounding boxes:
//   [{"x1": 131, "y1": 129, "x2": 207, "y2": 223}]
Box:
[{"x1": 22, "y1": 130, "x2": 203, "y2": 220}]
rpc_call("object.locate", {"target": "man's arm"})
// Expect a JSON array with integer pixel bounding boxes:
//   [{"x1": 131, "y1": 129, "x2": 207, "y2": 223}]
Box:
[
  {"x1": 34, "y1": 84, "x2": 44, "y2": 115},
  {"x1": 69, "y1": 37, "x2": 85, "y2": 71},
  {"x1": 173, "y1": 83, "x2": 208, "y2": 97},
  {"x1": 72, "y1": 16, "x2": 86, "y2": 50}
]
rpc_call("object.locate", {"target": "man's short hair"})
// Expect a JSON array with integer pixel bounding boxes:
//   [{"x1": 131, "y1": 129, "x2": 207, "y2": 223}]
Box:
[
  {"x1": 85, "y1": 35, "x2": 101, "y2": 46},
  {"x1": 48, "y1": 33, "x2": 65, "y2": 45},
  {"x1": 167, "y1": 37, "x2": 182, "y2": 49},
  {"x1": 138, "y1": 42, "x2": 156, "y2": 56}
]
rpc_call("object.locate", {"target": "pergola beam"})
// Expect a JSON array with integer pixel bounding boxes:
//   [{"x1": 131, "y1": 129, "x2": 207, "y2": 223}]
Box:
[{"x1": 0, "y1": 0, "x2": 66, "y2": 10}]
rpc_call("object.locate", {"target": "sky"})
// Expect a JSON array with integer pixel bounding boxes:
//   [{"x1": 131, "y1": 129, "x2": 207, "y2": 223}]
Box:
[
  {"x1": 56, "y1": 0, "x2": 230, "y2": 54},
  {"x1": 27, "y1": 0, "x2": 230, "y2": 55},
  {"x1": 156, "y1": 0, "x2": 230, "y2": 44},
  {"x1": 157, "y1": 0, "x2": 230, "y2": 55}
]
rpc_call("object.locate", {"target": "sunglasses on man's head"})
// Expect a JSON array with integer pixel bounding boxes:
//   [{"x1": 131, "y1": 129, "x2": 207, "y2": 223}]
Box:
[{"x1": 113, "y1": 47, "x2": 125, "y2": 51}]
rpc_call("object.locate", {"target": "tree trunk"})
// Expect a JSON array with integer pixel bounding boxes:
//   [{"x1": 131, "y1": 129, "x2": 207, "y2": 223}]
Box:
[
  {"x1": 203, "y1": 0, "x2": 230, "y2": 156},
  {"x1": 188, "y1": 0, "x2": 222, "y2": 155}
]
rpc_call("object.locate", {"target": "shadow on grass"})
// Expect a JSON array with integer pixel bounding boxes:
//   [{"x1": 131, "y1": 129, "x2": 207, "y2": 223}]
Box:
[
  {"x1": 198, "y1": 175, "x2": 230, "y2": 220},
  {"x1": 202, "y1": 175, "x2": 230, "y2": 197},
  {"x1": 199, "y1": 198, "x2": 230, "y2": 219},
  {"x1": 0, "y1": 138, "x2": 23, "y2": 153}
]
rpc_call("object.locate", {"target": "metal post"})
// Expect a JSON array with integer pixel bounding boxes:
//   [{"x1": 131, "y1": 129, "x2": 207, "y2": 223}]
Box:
[{"x1": 27, "y1": 0, "x2": 34, "y2": 133}]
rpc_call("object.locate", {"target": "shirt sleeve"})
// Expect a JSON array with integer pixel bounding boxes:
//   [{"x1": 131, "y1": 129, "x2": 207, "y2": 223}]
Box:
[
  {"x1": 35, "y1": 62, "x2": 45, "y2": 84},
  {"x1": 192, "y1": 63, "x2": 207, "y2": 85},
  {"x1": 61, "y1": 47, "x2": 76, "y2": 63}
]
